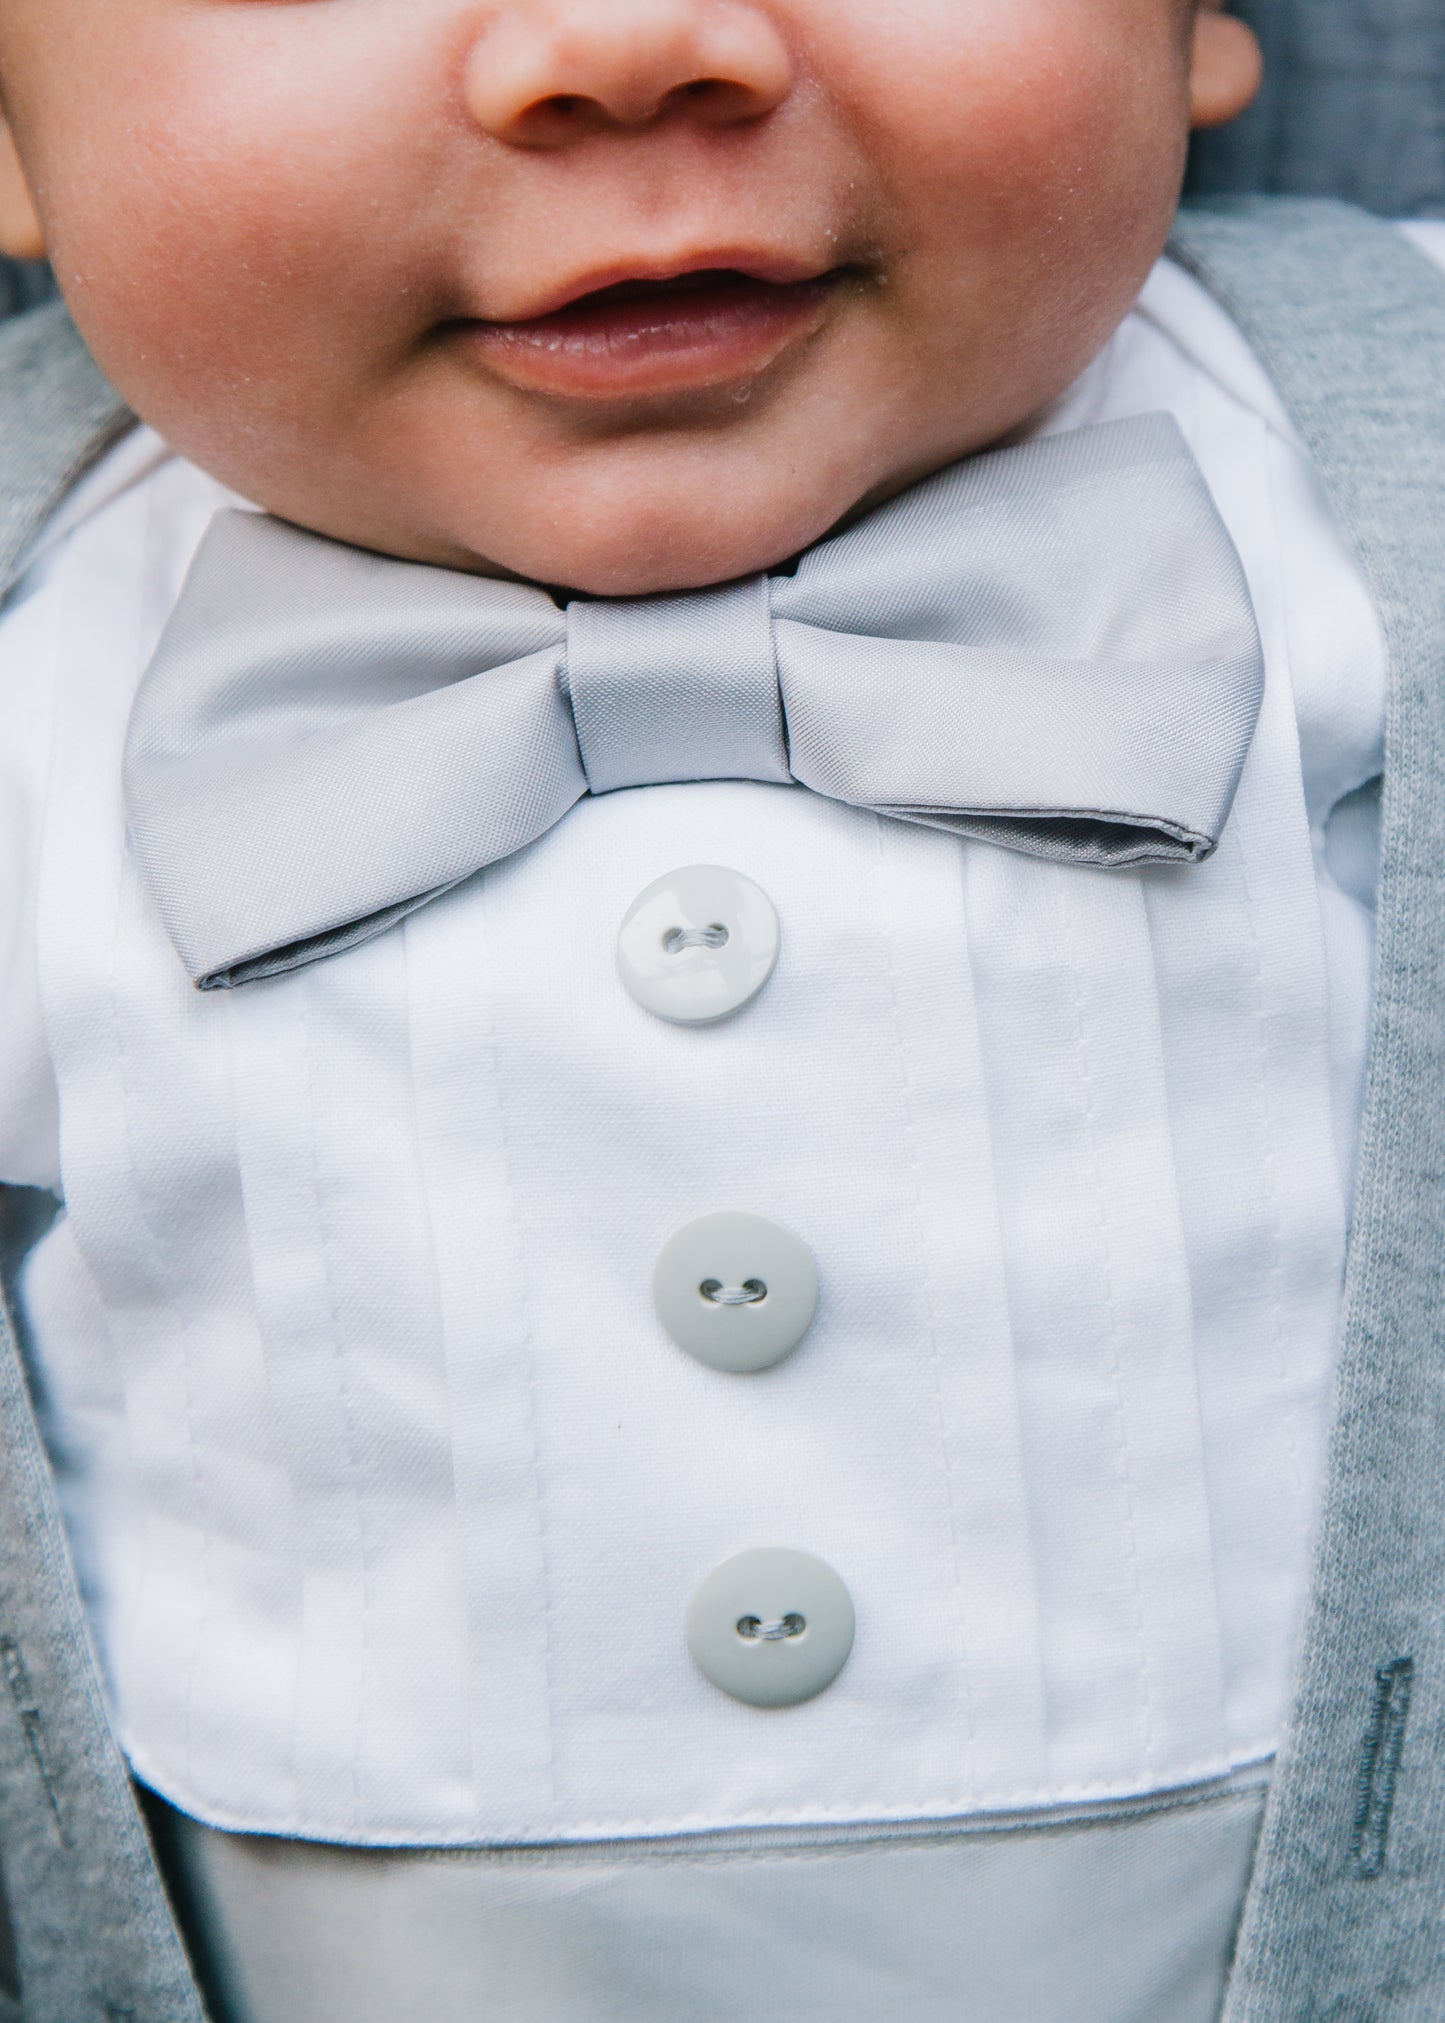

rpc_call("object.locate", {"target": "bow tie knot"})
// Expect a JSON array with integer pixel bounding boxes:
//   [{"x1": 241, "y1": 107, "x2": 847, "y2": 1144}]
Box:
[
  {"x1": 565, "y1": 578, "x2": 789, "y2": 796},
  {"x1": 124, "y1": 413, "x2": 1265, "y2": 990}
]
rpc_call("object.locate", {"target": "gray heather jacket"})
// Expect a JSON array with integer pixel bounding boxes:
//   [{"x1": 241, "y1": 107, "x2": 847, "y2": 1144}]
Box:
[{"x1": 0, "y1": 198, "x2": 1444, "y2": 2021}]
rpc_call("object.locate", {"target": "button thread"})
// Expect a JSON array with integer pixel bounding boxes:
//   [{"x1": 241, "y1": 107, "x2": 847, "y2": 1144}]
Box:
[
  {"x1": 736, "y1": 1614, "x2": 807, "y2": 1643},
  {"x1": 699, "y1": 1278, "x2": 768, "y2": 1307}
]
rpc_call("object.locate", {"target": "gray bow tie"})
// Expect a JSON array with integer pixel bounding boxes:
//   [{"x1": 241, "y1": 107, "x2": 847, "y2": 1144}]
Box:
[{"x1": 125, "y1": 413, "x2": 1263, "y2": 990}]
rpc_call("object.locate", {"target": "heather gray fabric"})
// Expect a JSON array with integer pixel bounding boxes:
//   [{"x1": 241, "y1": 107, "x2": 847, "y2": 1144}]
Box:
[
  {"x1": 157, "y1": 1783, "x2": 1266, "y2": 2023},
  {"x1": 1170, "y1": 197, "x2": 1445, "y2": 2019},
  {"x1": 125, "y1": 413, "x2": 1264, "y2": 990},
  {"x1": 0, "y1": 302, "x2": 131, "y2": 600},
  {"x1": 1189, "y1": 0, "x2": 1445, "y2": 219}
]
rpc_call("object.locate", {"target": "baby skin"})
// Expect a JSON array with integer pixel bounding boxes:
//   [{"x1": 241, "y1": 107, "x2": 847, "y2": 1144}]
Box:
[{"x1": 0, "y1": 0, "x2": 1258, "y2": 596}]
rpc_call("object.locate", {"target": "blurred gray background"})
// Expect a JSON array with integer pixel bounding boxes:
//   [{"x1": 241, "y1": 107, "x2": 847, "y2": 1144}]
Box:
[
  {"x1": 0, "y1": 255, "x2": 52, "y2": 319},
  {"x1": 1188, "y1": 0, "x2": 1445, "y2": 214},
  {"x1": 2, "y1": 0, "x2": 1441, "y2": 322}
]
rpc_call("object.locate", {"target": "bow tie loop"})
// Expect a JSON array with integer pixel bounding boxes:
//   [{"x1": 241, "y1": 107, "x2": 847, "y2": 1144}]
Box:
[
  {"x1": 124, "y1": 413, "x2": 1265, "y2": 990},
  {"x1": 565, "y1": 577, "x2": 788, "y2": 795}
]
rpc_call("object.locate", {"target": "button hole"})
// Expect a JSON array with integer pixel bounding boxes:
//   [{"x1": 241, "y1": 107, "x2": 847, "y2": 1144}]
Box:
[
  {"x1": 736, "y1": 1614, "x2": 806, "y2": 1643},
  {"x1": 700, "y1": 1278, "x2": 767, "y2": 1307},
  {"x1": 663, "y1": 923, "x2": 730, "y2": 955}
]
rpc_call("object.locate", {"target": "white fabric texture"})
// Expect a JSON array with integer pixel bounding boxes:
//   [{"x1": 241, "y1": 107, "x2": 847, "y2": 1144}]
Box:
[
  {"x1": 159, "y1": 1779, "x2": 1267, "y2": 2023},
  {"x1": 0, "y1": 253, "x2": 1396, "y2": 1846}
]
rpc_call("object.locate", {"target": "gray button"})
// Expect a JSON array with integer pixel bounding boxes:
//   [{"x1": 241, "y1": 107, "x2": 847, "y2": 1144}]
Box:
[
  {"x1": 616, "y1": 865, "x2": 779, "y2": 1024},
  {"x1": 654, "y1": 1212, "x2": 818, "y2": 1373},
  {"x1": 688, "y1": 1548, "x2": 855, "y2": 1708}
]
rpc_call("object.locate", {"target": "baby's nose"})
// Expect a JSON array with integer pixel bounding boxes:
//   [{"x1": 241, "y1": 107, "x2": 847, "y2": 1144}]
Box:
[{"x1": 464, "y1": 0, "x2": 795, "y2": 145}]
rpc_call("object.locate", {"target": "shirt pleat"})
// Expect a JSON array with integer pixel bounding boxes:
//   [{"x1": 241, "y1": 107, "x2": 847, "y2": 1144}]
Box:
[
  {"x1": 229, "y1": 936, "x2": 475, "y2": 1835},
  {"x1": 876, "y1": 814, "x2": 1047, "y2": 1801},
  {"x1": 401, "y1": 889, "x2": 560, "y2": 1835},
  {"x1": 34, "y1": 468, "x2": 305, "y2": 1827},
  {"x1": 1143, "y1": 678, "x2": 1343, "y2": 1761},
  {"x1": 7, "y1": 260, "x2": 1379, "y2": 1843},
  {"x1": 964, "y1": 848, "x2": 1230, "y2": 1792}
]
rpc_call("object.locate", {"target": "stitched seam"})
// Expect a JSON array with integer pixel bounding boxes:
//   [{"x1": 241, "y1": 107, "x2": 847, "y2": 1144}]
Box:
[
  {"x1": 124, "y1": 1727, "x2": 1270, "y2": 1841},
  {"x1": 443, "y1": 1792, "x2": 1267, "y2": 1868},
  {"x1": 474, "y1": 883, "x2": 560, "y2": 1823},
  {"x1": 0, "y1": 1638, "x2": 66, "y2": 1842},
  {"x1": 399, "y1": 917, "x2": 481, "y2": 1816},
  {"x1": 296, "y1": 971, "x2": 373, "y2": 1835},
  {"x1": 1137, "y1": 874, "x2": 1232, "y2": 1761},
  {"x1": 955, "y1": 848, "x2": 1048, "y2": 1803},
  {"x1": 406, "y1": 1797, "x2": 1269, "y2": 1873},
  {"x1": 1233, "y1": 823, "x2": 1307, "y2": 1539},
  {"x1": 874, "y1": 817, "x2": 976, "y2": 1789},
  {"x1": 104, "y1": 482, "x2": 213, "y2": 1796},
  {"x1": 1255, "y1": 413, "x2": 1320, "y2": 1557},
  {"x1": 222, "y1": 994, "x2": 303, "y2": 1837},
  {"x1": 1059, "y1": 882, "x2": 1155, "y2": 1776}
]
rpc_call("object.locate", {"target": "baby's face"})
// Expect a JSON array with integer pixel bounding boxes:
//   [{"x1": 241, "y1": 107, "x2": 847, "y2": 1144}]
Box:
[{"x1": 0, "y1": 1, "x2": 1251, "y2": 593}]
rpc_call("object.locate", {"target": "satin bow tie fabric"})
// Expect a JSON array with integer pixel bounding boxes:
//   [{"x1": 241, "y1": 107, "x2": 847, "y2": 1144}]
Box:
[{"x1": 124, "y1": 413, "x2": 1264, "y2": 990}]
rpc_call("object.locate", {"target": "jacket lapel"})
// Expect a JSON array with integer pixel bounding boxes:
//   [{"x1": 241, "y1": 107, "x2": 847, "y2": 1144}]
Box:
[
  {"x1": 0, "y1": 300, "x2": 133, "y2": 604},
  {"x1": 1171, "y1": 197, "x2": 1445, "y2": 2020}
]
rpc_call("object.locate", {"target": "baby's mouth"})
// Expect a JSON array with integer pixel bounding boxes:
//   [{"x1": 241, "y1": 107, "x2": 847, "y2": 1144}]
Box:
[{"x1": 462, "y1": 266, "x2": 847, "y2": 402}]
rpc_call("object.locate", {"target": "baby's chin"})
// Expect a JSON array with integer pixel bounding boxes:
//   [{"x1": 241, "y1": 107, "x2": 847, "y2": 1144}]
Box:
[
  {"x1": 185, "y1": 359, "x2": 985, "y2": 595},
  {"x1": 476, "y1": 514, "x2": 824, "y2": 598},
  {"x1": 413, "y1": 442, "x2": 953, "y2": 595},
  {"x1": 322, "y1": 382, "x2": 950, "y2": 594},
  {"x1": 406, "y1": 476, "x2": 878, "y2": 597}
]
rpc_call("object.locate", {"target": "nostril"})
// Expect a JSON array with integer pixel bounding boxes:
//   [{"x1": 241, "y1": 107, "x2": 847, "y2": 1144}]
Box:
[
  {"x1": 464, "y1": 2, "x2": 796, "y2": 147},
  {"x1": 662, "y1": 73, "x2": 772, "y2": 124}
]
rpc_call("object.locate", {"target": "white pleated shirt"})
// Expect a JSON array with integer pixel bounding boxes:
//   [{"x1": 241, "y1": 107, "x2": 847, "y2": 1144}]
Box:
[{"x1": 0, "y1": 237, "x2": 1437, "y2": 1847}]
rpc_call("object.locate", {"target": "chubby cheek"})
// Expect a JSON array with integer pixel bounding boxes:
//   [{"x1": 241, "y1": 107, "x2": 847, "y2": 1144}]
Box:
[
  {"x1": 37, "y1": 36, "x2": 439, "y2": 473},
  {"x1": 847, "y1": 0, "x2": 1187, "y2": 212},
  {"x1": 841, "y1": 0, "x2": 1187, "y2": 361}
]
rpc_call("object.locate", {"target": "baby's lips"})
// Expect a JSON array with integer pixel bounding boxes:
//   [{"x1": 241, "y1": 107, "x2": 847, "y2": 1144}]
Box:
[{"x1": 461, "y1": 269, "x2": 843, "y2": 402}]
